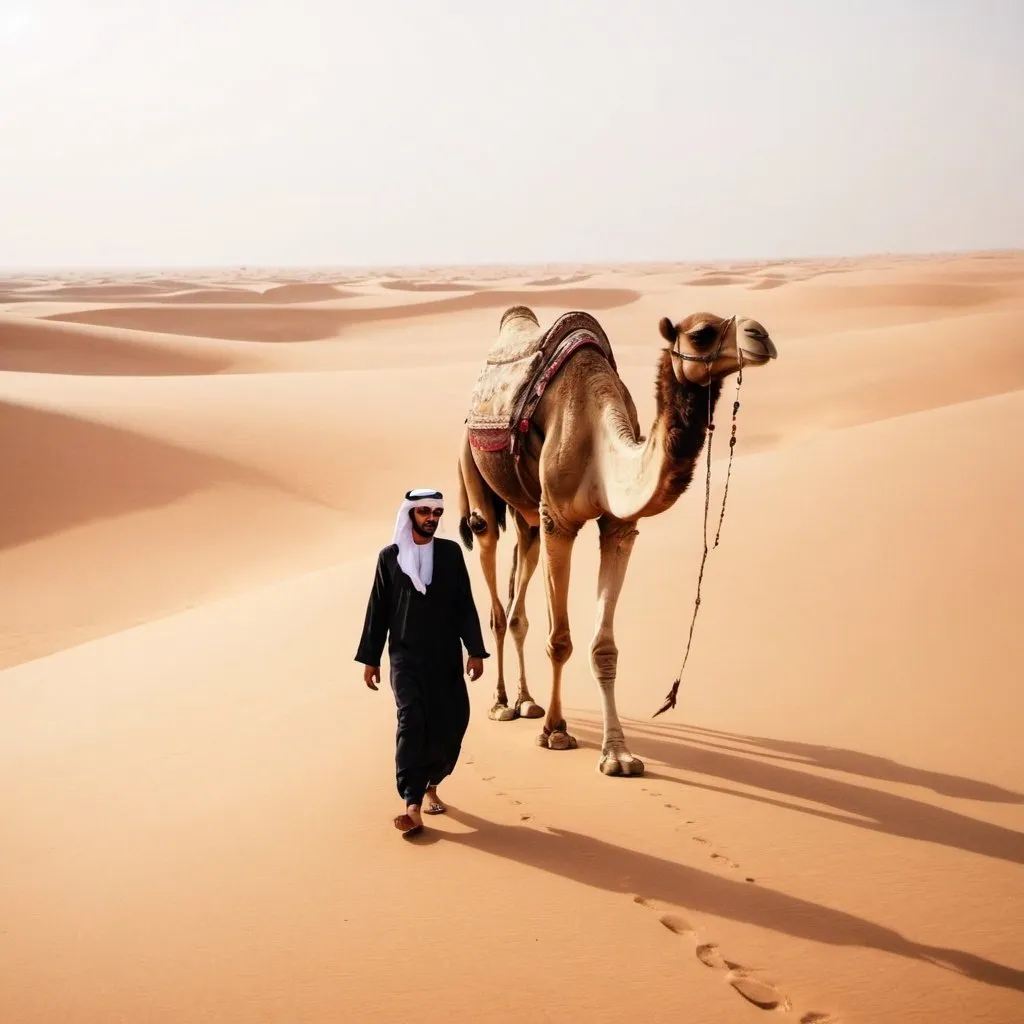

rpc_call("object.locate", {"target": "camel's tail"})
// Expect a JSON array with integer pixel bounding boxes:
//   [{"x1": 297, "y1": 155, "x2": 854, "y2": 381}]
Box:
[{"x1": 456, "y1": 432, "x2": 507, "y2": 551}]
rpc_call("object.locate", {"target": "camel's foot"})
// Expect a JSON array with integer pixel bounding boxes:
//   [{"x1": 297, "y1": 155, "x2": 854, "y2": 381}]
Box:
[
  {"x1": 536, "y1": 720, "x2": 578, "y2": 751},
  {"x1": 489, "y1": 702, "x2": 518, "y2": 722},
  {"x1": 515, "y1": 698, "x2": 545, "y2": 719},
  {"x1": 598, "y1": 745, "x2": 645, "y2": 777}
]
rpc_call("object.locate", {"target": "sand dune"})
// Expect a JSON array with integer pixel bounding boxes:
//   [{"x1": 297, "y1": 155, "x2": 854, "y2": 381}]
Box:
[
  {"x1": 0, "y1": 312, "x2": 236, "y2": 375},
  {"x1": 379, "y1": 279, "x2": 488, "y2": 292},
  {"x1": 0, "y1": 280, "x2": 263, "y2": 303},
  {"x1": 748, "y1": 275, "x2": 789, "y2": 289},
  {"x1": 42, "y1": 305, "x2": 353, "y2": 342},
  {"x1": 0, "y1": 395, "x2": 349, "y2": 667},
  {"x1": 684, "y1": 273, "x2": 748, "y2": 286},
  {"x1": 792, "y1": 278, "x2": 1009, "y2": 309},
  {"x1": 137, "y1": 283, "x2": 362, "y2": 303},
  {"x1": 41, "y1": 286, "x2": 642, "y2": 341},
  {"x1": 524, "y1": 273, "x2": 595, "y2": 286},
  {"x1": 1, "y1": 251, "x2": 1022, "y2": 1024},
  {"x1": 260, "y1": 283, "x2": 361, "y2": 302},
  {"x1": 4, "y1": 282, "x2": 187, "y2": 299}
]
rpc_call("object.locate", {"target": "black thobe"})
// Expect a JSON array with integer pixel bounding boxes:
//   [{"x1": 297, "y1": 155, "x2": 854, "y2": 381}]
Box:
[{"x1": 355, "y1": 537, "x2": 489, "y2": 806}]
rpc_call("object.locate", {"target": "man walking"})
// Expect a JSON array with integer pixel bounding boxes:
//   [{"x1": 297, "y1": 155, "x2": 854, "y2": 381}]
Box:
[{"x1": 355, "y1": 487, "x2": 488, "y2": 838}]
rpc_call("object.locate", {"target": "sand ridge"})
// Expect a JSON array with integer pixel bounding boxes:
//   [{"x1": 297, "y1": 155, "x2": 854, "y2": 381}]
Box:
[
  {"x1": 1, "y1": 251, "x2": 1022, "y2": 1024},
  {"x1": 37, "y1": 285, "x2": 643, "y2": 341}
]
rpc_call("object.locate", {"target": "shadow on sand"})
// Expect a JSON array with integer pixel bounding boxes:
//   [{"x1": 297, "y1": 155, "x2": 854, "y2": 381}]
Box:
[
  {"x1": 437, "y1": 807, "x2": 1023, "y2": 994},
  {"x1": 661, "y1": 722, "x2": 1023, "y2": 803},
  {"x1": 565, "y1": 716, "x2": 1024, "y2": 867}
]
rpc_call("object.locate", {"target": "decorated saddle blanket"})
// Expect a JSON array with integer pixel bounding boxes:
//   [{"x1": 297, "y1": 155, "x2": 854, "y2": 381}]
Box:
[{"x1": 465, "y1": 307, "x2": 618, "y2": 454}]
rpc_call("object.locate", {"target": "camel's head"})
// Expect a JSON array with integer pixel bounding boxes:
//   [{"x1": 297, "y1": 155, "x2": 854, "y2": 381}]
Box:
[{"x1": 659, "y1": 312, "x2": 777, "y2": 386}]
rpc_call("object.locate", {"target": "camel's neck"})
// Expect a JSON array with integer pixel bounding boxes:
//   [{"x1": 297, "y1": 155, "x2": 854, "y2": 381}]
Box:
[{"x1": 599, "y1": 351, "x2": 722, "y2": 521}]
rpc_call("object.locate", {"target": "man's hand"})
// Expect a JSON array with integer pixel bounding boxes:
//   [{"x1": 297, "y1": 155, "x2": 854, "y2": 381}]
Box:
[
  {"x1": 466, "y1": 656, "x2": 484, "y2": 681},
  {"x1": 363, "y1": 664, "x2": 380, "y2": 690}
]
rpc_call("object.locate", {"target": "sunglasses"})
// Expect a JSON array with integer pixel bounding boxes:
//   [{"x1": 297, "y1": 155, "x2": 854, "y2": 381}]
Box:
[{"x1": 414, "y1": 507, "x2": 444, "y2": 518}]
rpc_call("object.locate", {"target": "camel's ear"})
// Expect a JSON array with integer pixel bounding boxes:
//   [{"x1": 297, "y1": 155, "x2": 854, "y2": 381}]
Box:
[{"x1": 658, "y1": 317, "x2": 678, "y2": 344}]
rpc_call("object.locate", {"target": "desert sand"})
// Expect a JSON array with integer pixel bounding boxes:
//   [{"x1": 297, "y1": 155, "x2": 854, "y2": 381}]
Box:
[{"x1": 2, "y1": 252, "x2": 1022, "y2": 1023}]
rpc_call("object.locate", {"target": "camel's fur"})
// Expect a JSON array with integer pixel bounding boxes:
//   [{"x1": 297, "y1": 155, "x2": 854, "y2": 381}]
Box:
[{"x1": 457, "y1": 307, "x2": 777, "y2": 775}]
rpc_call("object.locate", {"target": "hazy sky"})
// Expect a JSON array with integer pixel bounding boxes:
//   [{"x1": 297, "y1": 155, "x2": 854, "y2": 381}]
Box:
[{"x1": 1, "y1": 1, "x2": 1022, "y2": 267}]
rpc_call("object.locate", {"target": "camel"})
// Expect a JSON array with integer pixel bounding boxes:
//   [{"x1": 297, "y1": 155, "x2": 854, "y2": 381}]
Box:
[{"x1": 456, "y1": 306, "x2": 777, "y2": 776}]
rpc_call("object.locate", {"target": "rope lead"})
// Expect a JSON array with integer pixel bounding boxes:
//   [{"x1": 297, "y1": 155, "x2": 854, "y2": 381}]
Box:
[{"x1": 653, "y1": 365, "x2": 743, "y2": 718}]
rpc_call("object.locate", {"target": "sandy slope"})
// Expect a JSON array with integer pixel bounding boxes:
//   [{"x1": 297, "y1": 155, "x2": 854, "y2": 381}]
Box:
[{"x1": 1, "y1": 252, "x2": 1022, "y2": 1024}]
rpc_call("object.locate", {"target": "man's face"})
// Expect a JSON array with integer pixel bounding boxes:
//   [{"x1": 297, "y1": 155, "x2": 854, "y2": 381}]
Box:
[{"x1": 410, "y1": 504, "x2": 443, "y2": 538}]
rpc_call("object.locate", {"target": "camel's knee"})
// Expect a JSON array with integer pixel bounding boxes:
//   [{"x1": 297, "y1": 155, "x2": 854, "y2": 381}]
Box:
[
  {"x1": 539, "y1": 503, "x2": 580, "y2": 541},
  {"x1": 547, "y1": 629, "x2": 573, "y2": 664},
  {"x1": 468, "y1": 510, "x2": 490, "y2": 536},
  {"x1": 509, "y1": 612, "x2": 529, "y2": 643},
  {"x1": 590, "y1": 636, "x2": 618, "y2": 681},
  {"x1": 460, "y1": 509, "x2": 495, "y2": 549}
]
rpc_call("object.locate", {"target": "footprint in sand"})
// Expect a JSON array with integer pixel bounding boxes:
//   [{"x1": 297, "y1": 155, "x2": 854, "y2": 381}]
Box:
[
  {"x1": 695, "y1": 943, "x2": 733, "y2": 970},
  {"x1": 696, "y1": 947, "x2": 791, "y2": 1011},
  {"x1": 711, "y1": 852, "x2": 740, "y2": 868},
  {"x1": 658, "y1": 913, "x2": 695, "y2": 937},
  {"x1": 638, "y1": 894, "x2": 830, "y2": 1018},
  {"x1": 641, "y1": 899, "x2": 797, "y2": 1014},
  {"x1": 692, "y1": 836, "x2": 710, "y2": 845},
  {"x1": 727, "y1": 970, "x2": 793, "y2": 1012}
]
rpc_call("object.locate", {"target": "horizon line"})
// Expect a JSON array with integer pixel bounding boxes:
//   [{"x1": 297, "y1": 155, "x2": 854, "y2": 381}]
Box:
[{"x1": 1, "y1": 246, "x2": 1021, "y2": 276}]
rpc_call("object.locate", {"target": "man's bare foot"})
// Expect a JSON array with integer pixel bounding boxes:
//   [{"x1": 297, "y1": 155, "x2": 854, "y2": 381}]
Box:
[
  {"x1": 424, "y1": 787, "x2": 447, "y2": 815},
  {"x1": 394, "y1": 804, "x2": 423, "y2": 835}
]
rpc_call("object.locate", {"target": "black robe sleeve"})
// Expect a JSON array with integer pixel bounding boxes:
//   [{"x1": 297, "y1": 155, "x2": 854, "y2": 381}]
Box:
[
  {"x1": 453, "y1": 544, "x2": 490, "y2": 660},
  {"x1": 354, "y1": 548, "x2": 392, "y2": 667}
]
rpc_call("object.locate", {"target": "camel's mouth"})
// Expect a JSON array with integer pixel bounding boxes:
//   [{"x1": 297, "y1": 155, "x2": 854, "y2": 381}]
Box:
[{"x1": 738, "y1": 323, "x2": 777, "y2": 365}]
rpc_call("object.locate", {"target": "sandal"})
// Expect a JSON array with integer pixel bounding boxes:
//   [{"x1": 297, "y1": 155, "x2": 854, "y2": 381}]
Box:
[{"x1": 393, "y1": 813, "x2": 423, "y2": 837}]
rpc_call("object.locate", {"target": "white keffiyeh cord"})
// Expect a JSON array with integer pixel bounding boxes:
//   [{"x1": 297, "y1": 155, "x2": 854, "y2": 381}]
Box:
[{"x1": 391, "y1": 488, "x2": 445, "y2": 594}]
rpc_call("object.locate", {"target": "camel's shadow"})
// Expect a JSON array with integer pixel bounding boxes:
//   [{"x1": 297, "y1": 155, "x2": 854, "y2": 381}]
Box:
[
  {"x1": 439, "y1": 806, "x2": 1024, "y2": 994},
  {"x1": 649, "y1": 721, "x2": 1024, "y2": 803},
  {"x1": 564, "y1": 714, "x2": 1024, "y2": 866}
]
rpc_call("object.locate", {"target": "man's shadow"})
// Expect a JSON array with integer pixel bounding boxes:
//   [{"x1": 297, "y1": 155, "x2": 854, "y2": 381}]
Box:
[
  {"x1": 564, "y1": 716, "x2": 1024, "y2": 866},
  {"x1": 438, "y1": 807, "x2": 1023, "y2": 994}
]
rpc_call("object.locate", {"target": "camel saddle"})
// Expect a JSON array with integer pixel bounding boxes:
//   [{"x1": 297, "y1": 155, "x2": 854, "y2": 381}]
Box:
[{"x1": 465, "y1": 306, "x2": 618, "y2": 456}]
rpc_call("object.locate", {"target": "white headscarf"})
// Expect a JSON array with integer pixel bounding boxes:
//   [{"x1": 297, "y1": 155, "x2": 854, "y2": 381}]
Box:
[{"x1": 391, "y1": 488, "x2": 445, "y2": 594}]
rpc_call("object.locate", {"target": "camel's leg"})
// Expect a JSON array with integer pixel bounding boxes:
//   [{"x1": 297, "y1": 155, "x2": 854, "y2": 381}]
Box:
[
  {"x1": 592, "y1": 516, "x2": 644, "y2": 777},
  {"x1": 457, "y1": 436, "x2": 514, "y2": 720},
  {"x1": 536, "y1": 508, "x2": 579, "y2": 751},
  {"x1": 476, "y1": 524, "x2": 515, "y2": 721},
  {"x1": 505, "y1": 512, "x2": 544, "y2": 719}
]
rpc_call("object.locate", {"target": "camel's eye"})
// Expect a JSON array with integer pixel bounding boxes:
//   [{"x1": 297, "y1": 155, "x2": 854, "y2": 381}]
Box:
[{"x1": 687, "y1": 324, "x2": 718, "y2": 347}]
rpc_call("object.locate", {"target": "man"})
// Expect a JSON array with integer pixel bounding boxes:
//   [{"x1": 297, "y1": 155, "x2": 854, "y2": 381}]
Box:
[{"x1": 355, "y1": 487, "x2": 488, "y2": 838}]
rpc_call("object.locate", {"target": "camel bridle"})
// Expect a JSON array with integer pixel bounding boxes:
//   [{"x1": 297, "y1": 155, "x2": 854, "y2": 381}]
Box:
[{"x1": 669, "y1": 313, "x2": 738, "y2": 370}]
